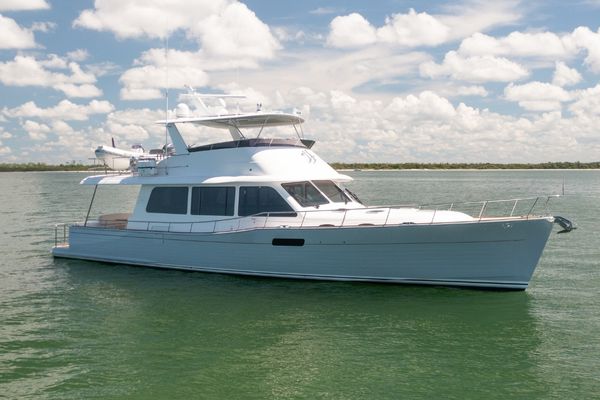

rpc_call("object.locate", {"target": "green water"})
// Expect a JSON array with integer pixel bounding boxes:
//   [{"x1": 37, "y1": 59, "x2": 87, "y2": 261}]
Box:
[{"x1": 1, "y1": 171, "x2": 599, "y2": 399}]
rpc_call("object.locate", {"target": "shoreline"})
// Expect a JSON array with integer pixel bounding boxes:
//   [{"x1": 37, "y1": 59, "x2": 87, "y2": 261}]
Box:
[
  {"x1": 2, "y1": 162, "x2": 600, "y2": 172},
  {"x1": 2, "y1": 168, "x2": 599, "y2": 173},
  {"x1": 338, "y1": 168, "x2": 600, "y2": 172}
]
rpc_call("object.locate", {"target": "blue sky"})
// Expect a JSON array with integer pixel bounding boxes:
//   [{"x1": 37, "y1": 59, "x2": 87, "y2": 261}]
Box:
[{"x1": 1, "y1": 0, "x2": 600, "y2": 163}]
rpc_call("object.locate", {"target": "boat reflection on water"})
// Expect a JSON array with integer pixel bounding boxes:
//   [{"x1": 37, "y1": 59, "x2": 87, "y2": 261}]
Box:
[{"x1": 53, "y1": 261, "x2": 547, "y2": 398}]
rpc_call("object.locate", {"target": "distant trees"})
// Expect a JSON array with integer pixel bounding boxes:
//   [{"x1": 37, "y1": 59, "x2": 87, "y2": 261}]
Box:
[
  {"x1": 1, "y1": 161, "x2": 600, "y2": 172},
  {"x1": 0, "y1": 163, "x2": 92, "y2": 172},
  {"x1": 330, "y1": 162, "x2": 600, "y2": 170}
]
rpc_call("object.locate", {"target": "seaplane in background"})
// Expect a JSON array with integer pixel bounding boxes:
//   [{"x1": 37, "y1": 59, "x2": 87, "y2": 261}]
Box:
[
  {"x1": 94, "y1": 139, "x2": 146, "y2": 171},
  {"x1": 94, "y1": 139, "x2": 174, "y2": 171}
]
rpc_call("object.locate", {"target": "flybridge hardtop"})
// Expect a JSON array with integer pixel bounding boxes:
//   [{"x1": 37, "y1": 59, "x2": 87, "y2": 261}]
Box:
[
  {"x1": 53, "y1": 94, "x2": 573, "y2": 290},
  {"x1": 81, "y1": 110, "x2": 350, "y2": 186},
  {"x1": 158, "y1": 111, "x2": 304, "y2": 129}
]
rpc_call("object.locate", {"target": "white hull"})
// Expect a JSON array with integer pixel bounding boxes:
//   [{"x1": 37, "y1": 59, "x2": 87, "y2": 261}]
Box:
[{"x1": 53, "y1": 217, "x2": 554, "y2": 290}]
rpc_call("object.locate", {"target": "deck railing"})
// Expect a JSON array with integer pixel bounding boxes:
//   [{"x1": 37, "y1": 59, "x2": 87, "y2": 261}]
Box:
[{"x1": 55, "y1": 195, "x2": 558, "y2": 241}]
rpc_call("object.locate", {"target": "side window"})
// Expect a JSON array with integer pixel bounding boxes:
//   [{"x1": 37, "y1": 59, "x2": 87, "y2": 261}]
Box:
[
  {"x1": 238, "y1": 186, "x2": 294, "y2": 216},
  {"x1": 313, "y1": 180, "x2": 350, "y2": 203},
  {"x1": 281, "y1": 181, "x2": 329, "y2": 207},
  {"x1": 191, "y1": 186, "x2": 235, "y2": 216},
  {"x1": 146, "y1": 187, "x2": 188, "y2": 214}
]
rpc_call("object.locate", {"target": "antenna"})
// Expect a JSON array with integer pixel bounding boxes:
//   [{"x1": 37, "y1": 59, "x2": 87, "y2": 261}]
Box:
[
  {"x1": 164, "y1": 34, "x2": 169, "y2": 156},
  {"x1": 163, "y1": 31, "x2": 169, "y2": 175}
]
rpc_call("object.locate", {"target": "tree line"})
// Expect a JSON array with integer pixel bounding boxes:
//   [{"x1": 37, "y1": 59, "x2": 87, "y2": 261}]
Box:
[
  {"x1": 331, "y1": 162, "x2": 600, "y2": 170},
  {"x1": 0, "y1": 163, "x2": 93, "y2": 172},
  {"x1": 2, "y1": 161, "x2": 600, "y2": 172}
]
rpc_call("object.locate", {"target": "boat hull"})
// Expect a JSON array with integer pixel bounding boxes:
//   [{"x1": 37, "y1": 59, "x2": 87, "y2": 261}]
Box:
[{"x1": 52, "y1": 217, "x2": 554, "y2": 290}]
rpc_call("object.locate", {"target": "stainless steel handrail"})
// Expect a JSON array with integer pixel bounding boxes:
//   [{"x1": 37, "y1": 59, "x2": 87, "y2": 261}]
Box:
[{"x1": 68, "y1": 195, "x2": 559, "y2": 234}]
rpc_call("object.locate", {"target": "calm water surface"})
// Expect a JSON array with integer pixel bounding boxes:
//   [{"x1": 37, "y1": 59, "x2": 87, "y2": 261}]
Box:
[{"x1": 0, "y1": 170, "x2": 599, "y2": 399}]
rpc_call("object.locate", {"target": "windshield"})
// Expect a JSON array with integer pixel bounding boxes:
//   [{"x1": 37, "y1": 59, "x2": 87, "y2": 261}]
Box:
[
  {"x1": 282, "y1": 181, "x2": 329, "y2": 207},
  {"x1": 313, "y1": 180, "x2": 351, "y2": 203}
]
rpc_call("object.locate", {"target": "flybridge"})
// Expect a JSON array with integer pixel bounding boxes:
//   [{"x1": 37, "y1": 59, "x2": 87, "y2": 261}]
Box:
[{"x1": 157, "y1": 112, "x2": 307, "y2": 155}]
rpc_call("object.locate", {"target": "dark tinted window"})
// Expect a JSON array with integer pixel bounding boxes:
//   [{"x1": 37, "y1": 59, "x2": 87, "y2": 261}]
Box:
[
  {"x1": 313, "y1": 180, "x2": 350, "y2": 203},
  {"x1": 146, "y1": 187, "x2": 188, "y2": 214},
  {"x1": 191, "y1": 186, "x2": 235, "y2": 216},
  {"x1": 282, "y1": 181, "x2": 328, "y2": 207},
  {"x1": 238, "y1": 186, "x2": 294, "y2": 216}
]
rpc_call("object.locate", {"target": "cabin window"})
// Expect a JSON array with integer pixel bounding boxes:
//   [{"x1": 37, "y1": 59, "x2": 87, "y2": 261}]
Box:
[
  {"x1": 146, "y1": 186, "x2": 189, "y2": 214},
  {"x1": 281, "y1": 181, "x2": 329, "y2": 207},
  {"x1": 313, "y1": 180, "x2": 351, "y2": 203},
  {"x1": 238, "y1": 186, "x2": 295, "y2": 216},
  {"x1": 191, "y1": 186, "x2": 235, "y2": 216}
]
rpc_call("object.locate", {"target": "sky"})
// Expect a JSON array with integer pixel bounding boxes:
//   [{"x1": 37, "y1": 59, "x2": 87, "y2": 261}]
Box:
[{"x1": 1, "y1": 0, "x2": 600, "y2": 164}]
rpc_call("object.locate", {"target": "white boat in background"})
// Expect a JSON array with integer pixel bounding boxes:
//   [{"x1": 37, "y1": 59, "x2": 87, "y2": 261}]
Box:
[{"x1": 53, "y1": 97, "x2": 573, "y2": 290}]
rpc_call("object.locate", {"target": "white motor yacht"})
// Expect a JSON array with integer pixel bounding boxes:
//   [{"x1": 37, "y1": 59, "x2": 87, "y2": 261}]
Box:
[{"x1": 53, "y1": 109, "x2": 573, "y2": 290}]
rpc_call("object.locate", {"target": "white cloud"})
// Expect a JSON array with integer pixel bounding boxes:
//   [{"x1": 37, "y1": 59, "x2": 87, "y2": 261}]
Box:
[
  {"x1": 39, "y1": 54, "x2": 69, "y2": 69},
  {"x1": 377, "y1": 9, "x2": 449, "y2": 47},
  {"x1": 310, "y1": 7, "x2": 341, "y2": 15},
  {"x1": 0, "y1": 0, "x2": 49, "y2": 11},
  {"x1": 31, "y1": 21, "x2": 56, "y2": 33},
  {"x1": 22, "y1": 120, "x2": 50, "y2": 141},
  {"x1": 569, "y1": 84, "x2": 600, "y2": 116},
  {"x1": 420, "y1": 51, "x2": 529, "y2": 83},
  {"x1": 552, "y1": 62, "x2": 582, "y2": 87},
  {"x1": 3, "y1": 99, "x2": 114, "y2": 121},
  {"x1": 569, "y1": 26, "x2": 600, "y2": 72},
  {"x1": 454, "y1": 27, "x2": 600, "y2": 75},
  {"x1": 0, "y1": 141, "x2": 11, "y2": 156},
  {"x1": 103, "y1": 108, "x2": 172, "y2": 146},
  {"x1": 211, "y1": 47, "x2": 430, "y2": 99},
  {"x1": 504, "y1": 82, "x2": 571, "y2": 111},
  {"x1": 327, "y1": 13, "x2": 376, "y2": 48},
  {"x1": 94, "y1": 1, "x2": 279, "y2": 100},
  {"x1": 456, "y1": 85, "x2": 488, "y2": 97},
  {"x1": 190, "y1": 2, "x2": 279, "y2": 61},
  {"x1": 51, "y1": 120, "x2": 75, "y2": 135},
  {"x1": 326, "y1": 3, "x2": 521, "y2": 50},
  {"x1": 0, "y1": 14, "x2": 36, "y2": 49},
  {"x1": 272, "y1": 87, "x2": 560, "y2": 162},
  {"x1": 436, "y1": 1, "x2": 521, "y2": 41},
  {"x1": 73, "y1": 0, "x2": 224, "y2": 39},
  {"x1": 67, "y1": 49, "x2": 90, "y2": 62},
  {"x1": 119, "y1": 64, "x2": 209, "y2": 100},
  {"x1": 272, "y1": 27, "x2": 308, "y2": 44},
  {"x1": 328, "y1": 10, "x2": 448, "y2": 49},
  {"x1": 458, "y1": 31, "x2": 574, "y2": 58},
  {"x1": 55, "y1": 83, "x2": 103, "y2": 98},
  {"x1": 0, "y1": 131, "x2": 12, "y2": 139},
  {"x1": 384, "y1": 91, "x2": 456, "y2": 120},
  {"x1": 74, "y1": 0, "x2": 279, "y2": 66},
  {"x1": 0, "y1": 55, "x2": 102, "y2": 98}
]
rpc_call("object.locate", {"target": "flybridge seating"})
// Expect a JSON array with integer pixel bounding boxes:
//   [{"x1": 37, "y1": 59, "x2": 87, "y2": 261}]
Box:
[{"x1": 188, "y1": 138, "x2": 315, "y2": 152}]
